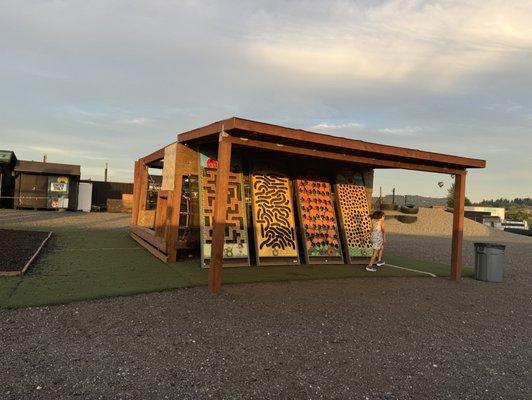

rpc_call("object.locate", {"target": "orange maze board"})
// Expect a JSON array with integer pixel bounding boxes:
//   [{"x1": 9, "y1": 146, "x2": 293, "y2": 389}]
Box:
[
  {"x1": 335, "y1": 180, "x2": 374, "y2": 263},
  {"x1": 294, "y1": 179, "x2": 344, "y2": 264},
  {"x1": 251, "y1": 170, "x2": 299, "y2": 266},
  {"x1": 198, "y1": 152, "x2": 250, "y2": 267}
]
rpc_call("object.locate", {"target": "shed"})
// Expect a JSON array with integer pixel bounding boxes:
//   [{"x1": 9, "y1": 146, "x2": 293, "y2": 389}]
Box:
[
  {"x1": 14, "y1": 160, "x2": 81, "y2": 210},
  {"x1": 0, "y1": 150, "x2": 17, "y2": 208},
  {"x1": 131, "y1": 117, "x2": 486, "y2": 293}
]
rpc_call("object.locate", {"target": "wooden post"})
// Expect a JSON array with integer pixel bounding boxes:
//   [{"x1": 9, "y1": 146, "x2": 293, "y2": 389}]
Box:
[
  {"x1": 132, "y1": 161, "x2": 141, "y2": 226},
  {"x1": 139, "y1": 164, "x2": 149, "y2": 213},
  {"x1": 208, "y1": 131, "x2": 232, "y2": 294},
  {"x1": 166, "y1": 178, "x2": 182, "y2": 262},
  {"x1": 451, "y1": 172, "x2": 466, "y2": 281},
  {"x1": 154, "y1": 191, "x2": 168, "y2": 237}
]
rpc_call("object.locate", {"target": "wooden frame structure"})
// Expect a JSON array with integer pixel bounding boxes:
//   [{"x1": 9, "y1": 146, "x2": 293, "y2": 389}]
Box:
[
  {"x1": 131, "y1": 142, "x2": 198, "y2": 262},
  {"x1": 132, "y1": 117, "x2": 485, "y2": 293}
]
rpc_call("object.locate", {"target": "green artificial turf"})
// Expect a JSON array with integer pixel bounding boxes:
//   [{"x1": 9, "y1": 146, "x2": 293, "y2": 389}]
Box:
[{"x1": 0, "y1": 227, "x2": 473, "y2": 309}]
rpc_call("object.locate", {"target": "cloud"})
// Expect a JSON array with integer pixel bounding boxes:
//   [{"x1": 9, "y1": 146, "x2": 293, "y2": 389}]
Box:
[
  {"x1": 378, "y1": 126, "x2": 423, "y2": 137},
  {"x1": 0, "y1": 0, "x2": 530, "y2": 198},
  {"x1": 122, "y1": 117, "x2": 151, "y2": 125},
  {"x1": 310, "y1": 122, "x2": 365, "y2": 131},
  {"x1": 245, "y1": 0, "x2": 532, "y2": 91}
]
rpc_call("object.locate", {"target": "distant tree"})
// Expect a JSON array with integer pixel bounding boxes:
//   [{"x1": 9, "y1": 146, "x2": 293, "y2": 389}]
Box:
[
  {"x1": 475, "y1": 197, "x2": 532, "y2": 208},
  {"x1": 447, "y1": 183, "x2": 472, "y2": 208}
]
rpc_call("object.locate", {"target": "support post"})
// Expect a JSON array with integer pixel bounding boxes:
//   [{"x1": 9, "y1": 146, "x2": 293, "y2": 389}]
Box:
[
  {"x1": 451, "y1": 172, "x2": 466, "y2": 281},
  {"x1": 132, "y1": 161, "x2": 141, "y2": 226},
  {"x1": 139, "y1": 164, "x2": 149, "y2": 213},
  {"x1": 166, "y1": 144, "x2": 185, "y2": 262},
  {"x1": 208, "y1": 131, "x2": 232, "y2": 294},
  {"x1": 166, "y1": 178, "x2": 182, "y2": 262}
]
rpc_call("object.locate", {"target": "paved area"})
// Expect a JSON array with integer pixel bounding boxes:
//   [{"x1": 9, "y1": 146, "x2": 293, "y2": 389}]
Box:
[
  {"x1": 0, "y1": 210, "x2": 530, "y2": 399},
  {"x1": 0, "y1": 209, "x2": 130, "y2": 229}
]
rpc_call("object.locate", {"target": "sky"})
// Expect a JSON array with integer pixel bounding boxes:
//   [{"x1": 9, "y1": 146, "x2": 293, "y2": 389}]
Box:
[{"x1": 1, "y1": 0, "x2": 531, "y2": 201}]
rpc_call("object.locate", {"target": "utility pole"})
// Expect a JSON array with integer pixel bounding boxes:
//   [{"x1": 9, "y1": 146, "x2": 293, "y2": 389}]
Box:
[
  {"x1": 43, "y1": 154, "x2": 47, "y2": 163},
  {"x1": 104, "y1": 163, "x2": 108, "y2": 182}
]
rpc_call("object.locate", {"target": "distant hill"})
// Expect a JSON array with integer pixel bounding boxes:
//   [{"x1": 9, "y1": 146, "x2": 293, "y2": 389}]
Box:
[{"x1": 372, "y1": 195, "x2": 447, "y2": 208}]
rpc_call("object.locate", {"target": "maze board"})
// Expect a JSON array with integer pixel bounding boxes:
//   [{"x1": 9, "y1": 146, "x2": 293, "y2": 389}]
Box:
[
  {"x1": 199, "y1": 152, "x2": 249, "y2": 267},
  {"x1": 294, "y1": 179, "x2": 343, "y2": 264},
  {"x1": 251, "y1": 171, "x2": 299, "y2": 265},
  {"x1": 335, "y1": 179, "x2": 374, "y2": 263}
]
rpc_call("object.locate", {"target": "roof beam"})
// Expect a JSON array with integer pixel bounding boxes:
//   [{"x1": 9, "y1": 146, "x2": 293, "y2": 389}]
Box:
[
  {"x1": 230, "y1": 118, "x2": 485, "y2": 169},
  {"x1": 226, "y1": 136, "x2": 466, "y2": 175},
  {"x1": 140, "y1": 148, "x2": 165, "y2": 165},
  {"x1": 177, "y1": 117, "x2": 485, "y2": 170}
]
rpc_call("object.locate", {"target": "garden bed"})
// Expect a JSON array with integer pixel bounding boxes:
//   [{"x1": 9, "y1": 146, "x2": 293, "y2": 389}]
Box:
[{"x1": 0, "y1": 229, "x2": 52, "y2": 276}]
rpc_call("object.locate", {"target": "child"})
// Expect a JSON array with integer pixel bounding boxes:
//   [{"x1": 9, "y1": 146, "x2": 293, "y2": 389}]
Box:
[{"x1": 366, "y1": 210, "x2": 386, "y2": 272}]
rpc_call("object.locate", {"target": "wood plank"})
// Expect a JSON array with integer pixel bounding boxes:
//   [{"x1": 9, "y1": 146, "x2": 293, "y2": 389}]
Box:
[
  {"x1": 0, "y1": 271, "x2": 21, "y2": 277},
  {"x1": 131, "y1": 226, "x2": 167, "y2": 253},
  {"x1": 177, "y1": 118, "x2": 236, "y2": 143},
  {"x1": 131, "y1": 160, "x2": 141, "y2": 226},
  {"x1": 19, "y1": 231, "x2": 53, "y2": 276},
  {"x1": 232, "y1": 118, "x2": 486, "y2": 168},
  {"x1": 226, "y1": 136, "x2": 467, "y2": 176},
  {"x1": 139, "y1": 164, "x2": 149, "y2": 213},
  {"x1": 208, "y1": 133, "x2": 232, "y2": 293},
  {"x1": 140, "y1": 147, "x2": 165, "y2": 165},
  {"x1": 130, "y1": 232, "x2": 168, "y2": 262},
  {"x1": 166, "y1": 141, "x2": 188, "y2": 262},
  {"x1": 161, "y1": 143, "x2": 177, "y2": 190},
  {"x1": 177, "y1": 117, "x2": 485, "y2": 169},
  {"x1": 138, "y1": 210, "x2": 156, "y2": 228},
  {"x1": 175, "y1": 142, "x2": 200, "y2": 175},
  {"x1": 165, "y1": 189, "x2": 177, "y2": 262},
  {"x1": 154, "y1": 191, "x2": 169, "y2": 237},
  {"x1": 451, "y1": 173, "x2": 466, "y2": 281}
]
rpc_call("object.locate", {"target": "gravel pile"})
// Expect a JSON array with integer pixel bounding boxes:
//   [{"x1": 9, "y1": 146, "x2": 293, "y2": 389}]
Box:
[{"x1": 386, "y1": 208, "x2": 491, "y2": 237}]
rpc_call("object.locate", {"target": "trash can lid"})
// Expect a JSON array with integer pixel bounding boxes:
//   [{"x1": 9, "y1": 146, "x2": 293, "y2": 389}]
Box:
[{"x1": 474, "y1": 242, "x2": 506, "y2": 250}]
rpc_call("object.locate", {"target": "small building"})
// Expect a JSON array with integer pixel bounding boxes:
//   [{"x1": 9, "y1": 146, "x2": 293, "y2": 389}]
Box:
[
  {"x1": 464, "y1": 206, "x2": 505, "y2": 221},
  {"x1": 131, "y1": 117, "x2": 486, "y2": 293},
  {"x1": 0, "y1": 150, "x2": 17, "y2": 208},
  {"x1": 481, "y1": 216, "x2": 503, "y2": 230},
  {"x1": 501, "y1": 220, "x2": 529, "y2": 230},
  {"x1": 80, "y1": 180, "x2": 134, "y2": 210},
  {"x1": 14, "y1": 160, "x2": 81, "y2": 210}
]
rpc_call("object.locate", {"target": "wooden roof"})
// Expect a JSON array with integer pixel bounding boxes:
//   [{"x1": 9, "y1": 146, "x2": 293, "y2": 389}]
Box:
[{"x1": 178, "y1": 117, "x2": 485, "y2": 172}]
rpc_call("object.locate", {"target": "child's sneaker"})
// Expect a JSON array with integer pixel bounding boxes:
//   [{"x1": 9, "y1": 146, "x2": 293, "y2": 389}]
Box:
[
  {"x1": 376, "y1": 260, "x2": 385, "y2": 266},
  {"x1": 366, "y1": 266, "x2": 377, "y2": 272}
]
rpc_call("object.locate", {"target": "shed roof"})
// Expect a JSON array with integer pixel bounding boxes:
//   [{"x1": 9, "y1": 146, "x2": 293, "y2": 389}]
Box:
[
  {"x1": 177, "y1": 117, "x2": 485, "y2": 171},
  {"x1": 0, "y1": 150, "x2": 15, "y2": 165},
  {"x1": 15, "y1": 160, "x2": 81, "y2": 176}
]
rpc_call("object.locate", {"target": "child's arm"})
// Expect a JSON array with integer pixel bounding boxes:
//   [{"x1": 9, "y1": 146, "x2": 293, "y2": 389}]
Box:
[{"x1": 381, "y1": 219, "x2": 386, "y2": 243}]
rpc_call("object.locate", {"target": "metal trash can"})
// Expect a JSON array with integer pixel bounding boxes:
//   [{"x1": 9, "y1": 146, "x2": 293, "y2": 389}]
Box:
[{"x1": 474, "y1": 243, "x2": 506, "y2": 282}]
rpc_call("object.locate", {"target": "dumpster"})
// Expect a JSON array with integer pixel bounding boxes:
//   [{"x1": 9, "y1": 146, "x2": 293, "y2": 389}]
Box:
[{"x1": 474, "y1": 243, "x2": 506, "y2": 282}]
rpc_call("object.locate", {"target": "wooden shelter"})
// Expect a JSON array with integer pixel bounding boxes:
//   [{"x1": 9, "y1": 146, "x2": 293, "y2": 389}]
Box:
[{"x1": 131, "y1": 117, "x2": 485, "y2": 293}]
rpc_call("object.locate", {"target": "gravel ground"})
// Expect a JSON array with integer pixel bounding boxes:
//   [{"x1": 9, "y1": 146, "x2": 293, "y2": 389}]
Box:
[
  {"x1": 1, "y1": 233, "x2": 531, "y2": 399},
  {"x1": 0, "y1": 209, "x2": 130, "y2": 229},
  {"x1": 0, "y1": 210, "x2": 530, "y2": 399},
  {"x1": 0, "y1": 229, "x2": 51, "y2": 273}
]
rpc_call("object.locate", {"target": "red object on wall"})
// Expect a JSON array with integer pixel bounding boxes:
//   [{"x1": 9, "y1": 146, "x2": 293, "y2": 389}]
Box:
[{"x1": 206, "y1": 158, "x2": 219, "y2": 168}]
